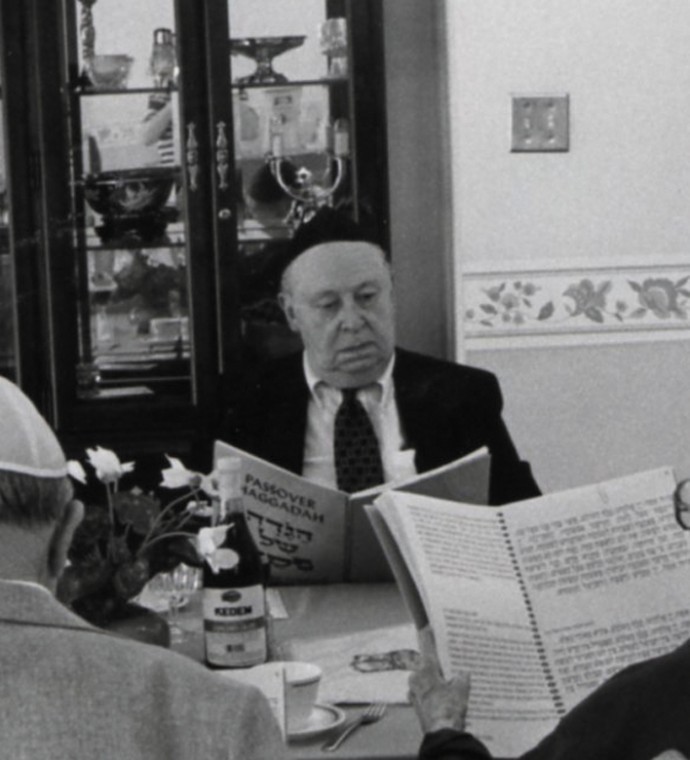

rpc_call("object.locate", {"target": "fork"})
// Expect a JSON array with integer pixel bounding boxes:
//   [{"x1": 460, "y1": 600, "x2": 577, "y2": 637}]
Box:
[{"x1": 322, "y1": 702, "x2": 387, "y2": 751}]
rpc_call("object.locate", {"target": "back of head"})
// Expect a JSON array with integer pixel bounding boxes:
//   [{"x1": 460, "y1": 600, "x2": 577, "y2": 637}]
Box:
[{"x1": 0, "y1": 377, "x2": 70, "y2": 525}]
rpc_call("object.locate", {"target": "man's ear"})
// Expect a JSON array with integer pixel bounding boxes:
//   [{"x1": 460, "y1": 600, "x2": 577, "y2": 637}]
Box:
[
  {"x1": 278, "y1": 291, "x2": 300, "y2": 333},
  {"x1": 47, "y1": 499, "x2": 84, "y2": 580}
]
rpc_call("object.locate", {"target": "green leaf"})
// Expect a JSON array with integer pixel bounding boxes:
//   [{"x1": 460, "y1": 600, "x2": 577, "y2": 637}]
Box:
[
  {"x1": 148, "y1": 536, "x2": 201, "y2": 575},
  {"x1": 584, "y1": 308, "x2": 604, "y2": 323},
  {"x1": 114, "y1": 491, "x2": 161, "y2": 535},
  {"x1": 113, "y1": 558, "x2": 150, "y2": 600},
  {"x1": 480, "y1": 304, "x2": 498, "y2": 315}
]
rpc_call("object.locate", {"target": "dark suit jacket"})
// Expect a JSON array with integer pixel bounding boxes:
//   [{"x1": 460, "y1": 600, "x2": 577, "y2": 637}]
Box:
[
  {"x1": 221, "y1": 347, "x2": 540, "y2": 506},
  {"x1": 419, "y1": 638, "x2": 690, "y2": 760}
]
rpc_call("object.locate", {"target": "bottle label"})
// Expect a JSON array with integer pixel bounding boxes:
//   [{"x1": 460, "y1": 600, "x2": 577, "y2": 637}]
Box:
[{"x1": 203, "y1": 585, "x2": 267, "y2": 667}]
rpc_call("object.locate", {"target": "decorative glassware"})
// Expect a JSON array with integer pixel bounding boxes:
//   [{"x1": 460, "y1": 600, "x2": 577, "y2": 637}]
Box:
[
  {"x1": 149, "y1": 28, "x2": 177, "y2": 87},
  {"x1": 318, "y1": 18, "x2": 348, "y2": 78},
  {"x1": 230, "y1": 36, "x2": 306, "y2": 85},
  {"x1": 149, "y1": 564, "x2": 201, "y2": 644}
]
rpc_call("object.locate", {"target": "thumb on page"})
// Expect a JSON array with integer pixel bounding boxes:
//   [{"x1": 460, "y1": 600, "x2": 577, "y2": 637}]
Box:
[{"x1": 417, "y1": 625, "x2": 442, "y2": 673}]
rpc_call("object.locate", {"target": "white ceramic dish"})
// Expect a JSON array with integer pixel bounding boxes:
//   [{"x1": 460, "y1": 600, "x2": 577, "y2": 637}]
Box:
[{"x1": 288, "y1": 703, "x2": 346, "y2": 741}]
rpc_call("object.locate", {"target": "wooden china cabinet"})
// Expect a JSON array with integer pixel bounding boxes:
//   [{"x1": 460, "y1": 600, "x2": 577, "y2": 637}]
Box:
[{"x1": 0, "y1": 0, "x2": 388, "y2": 467}]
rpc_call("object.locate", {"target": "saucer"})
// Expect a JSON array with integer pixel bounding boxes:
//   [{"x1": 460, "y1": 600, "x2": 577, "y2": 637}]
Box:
[{"x1": 287, "y1": 703, "x2": 346, "y2": 741}]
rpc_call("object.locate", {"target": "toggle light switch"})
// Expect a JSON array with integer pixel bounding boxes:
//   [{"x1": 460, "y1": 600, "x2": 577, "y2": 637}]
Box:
[{"x1": 511, "y1": 94, "x2": 569, "y2": 152}]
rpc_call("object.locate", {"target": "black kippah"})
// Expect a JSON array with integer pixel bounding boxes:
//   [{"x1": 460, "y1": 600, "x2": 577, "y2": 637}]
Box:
[{"x1": 275, "y1": 207, "x2": 380, "y2": 290}]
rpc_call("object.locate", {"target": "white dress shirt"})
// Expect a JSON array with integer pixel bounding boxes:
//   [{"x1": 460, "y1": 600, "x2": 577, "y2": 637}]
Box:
[{"x1": 301, "y1": 353, "x2": 417, "y2": 490}]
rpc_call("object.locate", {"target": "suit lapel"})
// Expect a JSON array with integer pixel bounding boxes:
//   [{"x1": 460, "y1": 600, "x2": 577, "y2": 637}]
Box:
[
  {"x1": 261, "y1": 356, "x2": 310, "y2": 475},
  {"x1": 393, "y1": 348, "x2": 474, "y2": 473}
]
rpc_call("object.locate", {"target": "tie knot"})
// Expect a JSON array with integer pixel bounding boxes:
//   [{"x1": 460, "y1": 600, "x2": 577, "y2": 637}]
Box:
[{"x1": 341, "y1": 388, "x2": 360, "y2": 405}]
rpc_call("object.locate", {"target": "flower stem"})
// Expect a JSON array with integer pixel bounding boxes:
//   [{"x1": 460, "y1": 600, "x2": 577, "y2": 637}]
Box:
[
  {"x1": 140, "y1": 487, "x2": 202, "y2": 547},
  {"x1": 138, "y1": 530, "x2": 197, "y2": 556}
]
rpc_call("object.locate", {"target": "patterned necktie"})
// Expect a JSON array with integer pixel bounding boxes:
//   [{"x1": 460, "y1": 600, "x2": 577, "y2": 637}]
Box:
[{"x1": 334, "y1": 388, "x2": 385, "y2": 493}]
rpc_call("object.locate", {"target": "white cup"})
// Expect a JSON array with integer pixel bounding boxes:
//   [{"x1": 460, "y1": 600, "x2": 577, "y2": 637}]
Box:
[
  {"x1": 217, "y1": 660, "x2": 322, "y2": 733},
  {"x1": 283, "y1": 661, "x2": 322, "y2": 730}
]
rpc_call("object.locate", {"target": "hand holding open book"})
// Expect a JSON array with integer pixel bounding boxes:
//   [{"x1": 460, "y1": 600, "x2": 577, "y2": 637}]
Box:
[
  {"x1": 366, "y1": 466, "x2": 690, "y2": 757},
  {"x1": 408, "y1": 626, "x2": 471, "y2": 734}
]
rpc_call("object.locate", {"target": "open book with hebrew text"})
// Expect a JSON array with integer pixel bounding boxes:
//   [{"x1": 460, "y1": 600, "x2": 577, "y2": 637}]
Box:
[
  {"x1": 214, "y1": 440, "x2": 490, "y2": 583},
  {"x1": 366, "y1": 467, "x2": 690, "y2": 757}
]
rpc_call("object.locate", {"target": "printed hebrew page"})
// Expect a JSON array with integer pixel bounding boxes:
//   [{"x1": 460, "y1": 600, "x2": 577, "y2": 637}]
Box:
[
  {"x1": 371, "y1": 492, "x2": 559, "y2": 757},
  {"x1": 348, "y1": 448, "x2": 490, "y2": 581},
  {"x1": 370, "y1": 466, "x2": 687, "y2": 757},
  {"x1": 504, "y1": 466, "x2": 690, "y2": 713},
  {"x1": 214, "y1": 441, "x2": 348, "y2": 582}
]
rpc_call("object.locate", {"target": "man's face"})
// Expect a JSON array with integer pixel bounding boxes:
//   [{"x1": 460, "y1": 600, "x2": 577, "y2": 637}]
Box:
[{"x1": 280, "y1": 241, "x2": 396, "y2": 388}]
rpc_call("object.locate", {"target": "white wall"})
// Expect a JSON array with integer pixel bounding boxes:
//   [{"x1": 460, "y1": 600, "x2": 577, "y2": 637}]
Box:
[
  {"x1": 446, "y1": 0, "x2": 690, "y2": 265},
  {"x1": 437, "y1": 0, "x2": 690, "y2": 491}
]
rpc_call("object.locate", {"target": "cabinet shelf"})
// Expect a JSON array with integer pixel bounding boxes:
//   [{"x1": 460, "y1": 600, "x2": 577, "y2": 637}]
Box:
[
  {"x1": 231, "y1": 76, "x2": 347, "y2": 91},
  {"x1": 73, "y1": 85, "x2": 179, "y2": 98},
  {"x1": 84, "y1": 237, "x2": 187, "y2": 252},
  {"x1": 83, "y1": 221, "x2": 186, "y2": 251}
]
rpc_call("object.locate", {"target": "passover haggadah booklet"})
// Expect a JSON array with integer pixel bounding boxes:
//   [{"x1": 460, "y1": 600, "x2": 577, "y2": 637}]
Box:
[{"x1": 214, "y1": 440, "x2": 490, "y2": 583}]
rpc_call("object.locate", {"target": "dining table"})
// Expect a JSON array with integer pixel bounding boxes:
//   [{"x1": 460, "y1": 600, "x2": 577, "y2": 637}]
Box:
[{"x1": 173, "y1": 582, "x2": 425, "y2": 760}]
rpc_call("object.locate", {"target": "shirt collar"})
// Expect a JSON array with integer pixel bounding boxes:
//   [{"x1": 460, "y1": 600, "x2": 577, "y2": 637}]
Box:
[{"x1": 303, "y1": 352, "x2": 396, "y2": 408}]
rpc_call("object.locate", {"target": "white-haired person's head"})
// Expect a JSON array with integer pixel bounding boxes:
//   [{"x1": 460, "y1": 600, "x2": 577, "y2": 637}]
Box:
[{"x1": 0, "y1": 377, "x2": 82, "y2": 590}]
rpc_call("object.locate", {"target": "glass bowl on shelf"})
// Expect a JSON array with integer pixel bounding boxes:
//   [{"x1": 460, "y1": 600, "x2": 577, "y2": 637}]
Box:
[
  {"x1": 83, "y1": 54, "x2": 134, "y2": 90},
  {"x1": 230, "y1": 36, "x2": 306, "y2": 85},
  {"x1": 84, "y1": 167, "x2": 179, "y2": 243}
]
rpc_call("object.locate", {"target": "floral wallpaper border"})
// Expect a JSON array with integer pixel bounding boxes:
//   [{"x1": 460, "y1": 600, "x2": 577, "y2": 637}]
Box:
[{"x1": 461, "y1": 262, "x2": 690, "y2": 347}]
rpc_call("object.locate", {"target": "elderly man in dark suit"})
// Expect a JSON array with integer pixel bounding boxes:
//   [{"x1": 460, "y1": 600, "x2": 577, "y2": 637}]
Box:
[{"x1": 222, "y1": 208, "x2": 539, "y2": 506}]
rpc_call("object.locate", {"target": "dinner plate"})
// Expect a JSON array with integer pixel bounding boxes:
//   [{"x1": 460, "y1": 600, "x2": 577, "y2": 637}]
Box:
[{"x1": 288, "y1": 703, "x2": 346, "y2": 741}]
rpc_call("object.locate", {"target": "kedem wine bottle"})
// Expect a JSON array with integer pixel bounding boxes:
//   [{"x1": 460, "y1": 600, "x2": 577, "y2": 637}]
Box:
[{"x1": 202, "y1": 456, "x2": 268, "y2": 668}]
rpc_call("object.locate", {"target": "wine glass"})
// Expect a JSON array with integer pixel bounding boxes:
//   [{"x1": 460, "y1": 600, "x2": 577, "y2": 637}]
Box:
[{"x1": 149, "y1": 564, "x2": 201, "y2": 644}]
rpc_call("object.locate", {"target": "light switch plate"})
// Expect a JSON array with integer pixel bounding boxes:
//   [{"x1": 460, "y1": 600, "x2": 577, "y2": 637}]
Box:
[{"x1": 511, "y1": 94, "x2": 569, "y2": 152}]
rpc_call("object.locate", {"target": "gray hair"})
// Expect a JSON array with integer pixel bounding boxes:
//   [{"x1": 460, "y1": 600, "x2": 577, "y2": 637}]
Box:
[{"x1": 0, "y1": 471, "x2": 73, "y2": 526}]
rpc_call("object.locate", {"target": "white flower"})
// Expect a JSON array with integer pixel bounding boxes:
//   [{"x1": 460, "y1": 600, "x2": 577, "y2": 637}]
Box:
[
  {"x1": 67, "y1": 460, "x2": 87, "y2": 484},
  {"x1": 86, "y1": 446, "x2": 135, "y2": 484},
  {"x1": 160, "y1": 455, "x2": 197, "y2": 489},
  {"x1": 184, "y1": 501, "x2": 214, "y2": 518},
  {"x1": 160, "y1": 456, "x2": 217, "y2": 497},
  {"x1": 198, "y1": 473, "x2": 218, "y2": 498},
  {"x1": 197, "y1": 526, "x2": 238, "y2": 573}
]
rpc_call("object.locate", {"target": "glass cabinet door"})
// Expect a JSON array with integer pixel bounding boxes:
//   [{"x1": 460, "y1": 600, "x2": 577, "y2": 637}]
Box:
[{"x1": 66, "y1": 0, "x2": 192, "y2": 403}]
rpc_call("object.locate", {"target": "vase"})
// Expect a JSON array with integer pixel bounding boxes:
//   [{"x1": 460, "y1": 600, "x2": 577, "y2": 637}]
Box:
[
  {"x1": 104, "y1": 601, "x2": 171, "y2": 648},
  {"x1": 72, "y1": 594, "x2": 171, "y2": 648}
]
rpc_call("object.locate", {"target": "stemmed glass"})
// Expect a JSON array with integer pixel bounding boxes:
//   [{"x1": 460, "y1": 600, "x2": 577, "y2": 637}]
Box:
[{"x1": 149, "y1": 563, "x2": 201, "y2": 644}]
